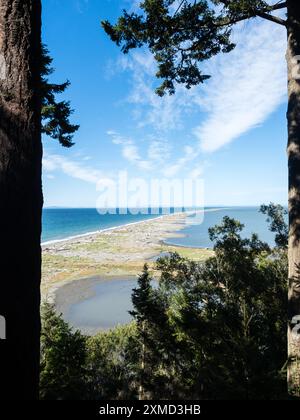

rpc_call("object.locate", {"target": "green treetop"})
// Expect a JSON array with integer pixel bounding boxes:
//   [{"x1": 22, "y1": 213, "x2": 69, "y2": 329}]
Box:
[
  {"x1": 102, "y1": 0, "x2": 287, "y2": 96},
  {"x1": 41, "y1": 45, "x2": 79, "y2": 148}
]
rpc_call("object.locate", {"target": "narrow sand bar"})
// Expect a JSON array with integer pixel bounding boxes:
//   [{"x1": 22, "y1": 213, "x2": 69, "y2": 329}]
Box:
[{"x1": 42, "y1": 210, "x2": 220, "y2": 303}]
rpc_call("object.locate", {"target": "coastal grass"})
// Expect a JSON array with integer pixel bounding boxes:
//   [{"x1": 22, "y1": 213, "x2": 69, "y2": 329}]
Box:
[
  {"x1": 70, "y1": 234, "x2": 132, "y2": 254},
  {"x1": 42, "y1": 245, "x2": 213, "y2": 291},
  {"x1": 162, "y1": 245, "x2": 214, "y2": 261}
]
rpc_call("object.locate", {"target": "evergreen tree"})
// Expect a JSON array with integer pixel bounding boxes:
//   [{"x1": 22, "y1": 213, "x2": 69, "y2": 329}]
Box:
[
  {"x1": 130, "y1": 264, "x2": 176, "y2": 399},
  {"x1": 260, "y1": 203, "x2": 288, "y2": 249},
  {"x1": 41, "y1": 44, "x2": 79, "y2": 148},
  {"x1": 40, "y1": 303, "x2": 87, "y2": 400},
  {"x1": 130, "y1": 265, "x2": 156, "y2": 400},
  {"x1": 86, "y1": 323, "x2": 139, "y2": 400},
  {"x1": 156, "y1": 208, "x2": 288, "y2": 399}
]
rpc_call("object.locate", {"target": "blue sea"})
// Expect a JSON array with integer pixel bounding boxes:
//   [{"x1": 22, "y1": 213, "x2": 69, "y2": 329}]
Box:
[
  {"x1": 42, "y1": 207, "x2": 286, "y2": 247},
  {"x1": 42, "y1": 208, "x2": 159, "y2": 243},
  {"x1": 166, "y1": 207, "x2": 287, "y2": 248}
]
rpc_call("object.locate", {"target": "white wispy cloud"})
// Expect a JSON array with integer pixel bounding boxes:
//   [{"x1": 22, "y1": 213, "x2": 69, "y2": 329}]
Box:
[
  {"x1": 119, "y1": 52, "x2": 194, "y2": 132},
  {"x1": 189, "y1": 166, "x2": 205, "y2": 180},
  {"x1": 147, "y1": 139, "x2": 171, "y2": 163},
  {"x1": 107, "y1": 129, "x2": 197, "y2": 177},
  {"x1": 162, "y1": 145, "x2": 196, "y2": 177},
  {"x1": 43, "y1": 154, "x2": 107, "y2": 184},
  {"x1": 107, "y1": 130, "x2": 152, "y2": 170},
  {"x1": 193, "y1": 18, "x2": 287, "y2": 152},
  {"x1": 118, "y1": 15, "x2": 286, "y2": 160},
  {"x1": 75, "y1": 0, "x2": 89, "y2": 14}
]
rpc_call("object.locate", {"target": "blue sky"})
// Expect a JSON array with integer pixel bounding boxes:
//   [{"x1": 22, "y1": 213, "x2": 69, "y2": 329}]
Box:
[{"x1": 42, "y1": 0, "x2": 288, "y2": 208}]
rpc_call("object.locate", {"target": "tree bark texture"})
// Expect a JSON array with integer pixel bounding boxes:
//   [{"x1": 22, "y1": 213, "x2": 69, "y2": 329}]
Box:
[
  {"x1": 287, "y1": 0, "x2": 300, "y2": 399},
  {"x1": 0, "y1": 0, "x2": 42, "y2": 400}
]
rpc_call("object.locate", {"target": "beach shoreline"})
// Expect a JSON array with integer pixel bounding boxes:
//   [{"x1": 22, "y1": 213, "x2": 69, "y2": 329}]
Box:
[
  {"x1": 42, "y1": 212, "x2": 179, "y2": 246},
  {"x1": 42, "y1": 209, "x2": 217, "y2": 304},
  {"x1": 42, "y1": 207, "x2": 228, "y2": 246}
]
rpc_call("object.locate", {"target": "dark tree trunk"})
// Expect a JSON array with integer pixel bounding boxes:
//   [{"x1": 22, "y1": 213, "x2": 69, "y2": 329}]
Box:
[
  {"x1": 287, "y1": 0, "x2": 300, "y2": 398},
  {"x1": 0, "y1": 0, "x2": 42, "y2": 400}
]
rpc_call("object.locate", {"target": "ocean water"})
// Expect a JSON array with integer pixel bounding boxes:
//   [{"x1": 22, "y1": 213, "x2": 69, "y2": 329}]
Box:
[
  {"x1": 166, "y1": 207, "x2": 287, "y2": 248},
  {"x1": 43, "y1": 207, "x2": 287, "y2": 246},
  {"x1": 42, "y1": 208, "x2": 162, "y2": 243}
]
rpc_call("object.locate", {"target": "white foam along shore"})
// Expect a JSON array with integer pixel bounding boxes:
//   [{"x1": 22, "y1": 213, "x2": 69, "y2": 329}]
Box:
[
  {"x1": 42, "y1": 214, "x2": 174, "y2": 247},
  {"x1": 42, "y1": 208, "x2": 225, "y2": 247}
]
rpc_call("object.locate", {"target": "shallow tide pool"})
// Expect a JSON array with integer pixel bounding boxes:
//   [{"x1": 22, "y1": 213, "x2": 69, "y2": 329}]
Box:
[{"x1": 57, "y1": 277, "x2": 138, "y2": 334}]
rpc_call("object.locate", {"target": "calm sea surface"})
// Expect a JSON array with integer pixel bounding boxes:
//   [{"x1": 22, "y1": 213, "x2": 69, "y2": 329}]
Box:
[
  {"x1": 44, "y1": 207, "x2": 286, "y2": 245},
  {"x1": 166, "y1": 207, "x2": 286, "y2": 248},
  {"x1": 42, "y1": 208, "x2": 160, "y2": 243}
]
